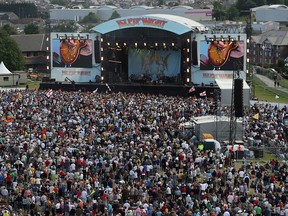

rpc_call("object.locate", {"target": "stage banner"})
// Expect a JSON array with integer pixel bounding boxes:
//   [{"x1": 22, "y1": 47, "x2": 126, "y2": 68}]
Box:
[
  {"x1": 199, "y1": 40, "x2": 245, "y2": 71},
  {"x1": 52, "y1": 39, "x2": 93, "y2": 68},
  {"x1": 128, "y1": 49, "x2": 181, "y2": 81}
]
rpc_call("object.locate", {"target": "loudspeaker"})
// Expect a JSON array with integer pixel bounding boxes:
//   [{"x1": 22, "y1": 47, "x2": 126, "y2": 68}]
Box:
[
  {"x1": 192, "y1": 40, "x2": 198, "y2": 65},
  {"x1": 94, "y1": 39, "x2": 101, "y2": 63},
  {"x1": 234, "y1": 78, "x2": 243, "y2": 117}
]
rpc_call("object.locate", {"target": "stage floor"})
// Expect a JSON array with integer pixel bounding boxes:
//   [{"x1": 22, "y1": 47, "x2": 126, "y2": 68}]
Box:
[{"x1": 39, "y1": 82, "x2": 217, "y2": 97}]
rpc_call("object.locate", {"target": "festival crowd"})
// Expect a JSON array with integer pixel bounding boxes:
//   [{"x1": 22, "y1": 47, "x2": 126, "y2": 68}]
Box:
[{"x1": 0, "y1": 89, "x2": 286, "y2": 216}]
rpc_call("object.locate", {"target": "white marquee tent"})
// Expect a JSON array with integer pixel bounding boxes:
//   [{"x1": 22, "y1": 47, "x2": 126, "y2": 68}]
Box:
[
  {"x1": 215, "y1": 79, "x2": 250, "y2": 106},
  {"x1": 0, "y1": 61, "x2": 20, "y2": 86}
]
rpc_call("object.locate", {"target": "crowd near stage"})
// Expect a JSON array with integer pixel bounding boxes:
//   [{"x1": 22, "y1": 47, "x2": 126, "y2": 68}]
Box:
[{"x1": 39, "y1": 81, "x2": 216, "y2": 97}]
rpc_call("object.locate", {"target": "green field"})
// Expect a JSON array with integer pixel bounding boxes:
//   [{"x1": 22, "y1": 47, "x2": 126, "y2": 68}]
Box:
[{"x1": 253, "y1": 77, "x2": 288, "y2": 104}]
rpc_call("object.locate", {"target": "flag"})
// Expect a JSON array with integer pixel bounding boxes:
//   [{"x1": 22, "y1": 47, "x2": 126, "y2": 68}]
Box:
[
  {"x1": 106, "y1": 83, "x2": 111, "y2": 91},
  {"x1": 252, "y1": 113, "x2": 259, "y2": 120},
  {"x1": 275, "y1": 95, "x2": 279, "y2": 99},
  {"x1": 46, "y1": 89, "x2": 53, "y2": 98},
  {"x1": 199, "y1": 91, "x2": 206, "y2": 97},
  {"x1": 189, "y1": 86, "x2": 195, "y2": 93}
]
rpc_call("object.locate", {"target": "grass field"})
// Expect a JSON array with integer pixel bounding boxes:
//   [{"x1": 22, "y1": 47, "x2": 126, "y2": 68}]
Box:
[{"x1": 253, "y1": 77, "x2": 288, "y2": 104}]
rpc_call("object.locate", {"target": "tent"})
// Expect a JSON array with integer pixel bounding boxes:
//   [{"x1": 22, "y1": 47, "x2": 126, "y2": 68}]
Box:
[
  {"x1": 215, "y1": 79, "x2": 250, "y2": 106},
  {"x1": 0, "y1": 62, "x2": 12, "y2": 75},
  {"x1": 0, "y1": 61, "x2": 20, "y2": 86}
]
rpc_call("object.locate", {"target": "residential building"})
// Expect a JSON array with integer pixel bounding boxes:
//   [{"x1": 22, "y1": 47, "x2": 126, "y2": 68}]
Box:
[
  {"x1": 250, "y1": 28, "x2": 288, "y2": 66},
  {"x1": 11, "y1": 34, "x2": 49, "y2": 73}
]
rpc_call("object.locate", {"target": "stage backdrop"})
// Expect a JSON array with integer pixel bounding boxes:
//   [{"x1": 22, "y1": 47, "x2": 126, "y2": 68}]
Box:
[{"x1": 128, "y1": 49, "x2": 181, "y2": 81}]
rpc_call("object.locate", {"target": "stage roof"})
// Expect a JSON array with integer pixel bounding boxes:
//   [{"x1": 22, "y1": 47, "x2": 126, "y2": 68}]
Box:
[{"x1": 91, "y1": 14, "x2": 206, "y2": 35}]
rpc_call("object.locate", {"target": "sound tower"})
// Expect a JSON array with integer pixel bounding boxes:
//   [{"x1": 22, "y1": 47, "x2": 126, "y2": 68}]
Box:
[
  {"x1": 234, "y1": 78, "x2": 243, "y2": 117},
  {"x1": 94, "y1": 39, "x2": 101, "y2": 63},
  {"x1": 192, "y1": 40, "x2": 198, "y2": 65}
]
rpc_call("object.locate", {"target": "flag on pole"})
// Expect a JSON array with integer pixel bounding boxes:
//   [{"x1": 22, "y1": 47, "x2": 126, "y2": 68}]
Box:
[
  {"x1": 252, "y1": 113, "x2": 259, "y2": 120},
  {"x1": 46, "y1": 89, "x2": 53, "y2": 98},
  {"x1": 189, "y1": 86, "x2": 195, "y2": 93},
  {"x1": 199, "y1": 91, "x2": 206, "y2": 97},
  {"x1": 275, "y1": 95, "x2": 279, "y2": 99}
]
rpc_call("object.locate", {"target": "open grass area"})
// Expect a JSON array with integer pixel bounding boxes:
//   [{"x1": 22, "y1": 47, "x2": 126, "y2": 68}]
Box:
[
  {"x1": 253, "y1": 77, "x2": 288, "y2": 104},
  {"x1": 21, "y1": 80, "x2": 40, "y2": 90}
]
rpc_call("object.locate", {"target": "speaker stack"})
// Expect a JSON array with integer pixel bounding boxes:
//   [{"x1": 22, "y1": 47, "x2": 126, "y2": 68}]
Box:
[{"x1": 234, "y1": 78, "x2": 243, "y2": 117}]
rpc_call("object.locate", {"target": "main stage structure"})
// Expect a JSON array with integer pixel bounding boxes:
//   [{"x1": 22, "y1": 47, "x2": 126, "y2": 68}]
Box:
[{"x1": 41, "y1": 14, "x2": 249, "y2": 97}]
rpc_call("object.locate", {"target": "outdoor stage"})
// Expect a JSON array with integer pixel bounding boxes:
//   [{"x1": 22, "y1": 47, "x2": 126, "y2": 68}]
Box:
[{"x1": 39, "y1": 81, "x2": 216, "y2": 97}]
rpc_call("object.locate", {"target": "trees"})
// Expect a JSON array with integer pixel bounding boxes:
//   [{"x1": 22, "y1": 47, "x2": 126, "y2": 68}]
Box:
[
  {"x1": 24, "y1": 23, "x2": 40, "y2": 34},
  {"x1": 1, "y1": 24, "x2": 17, "y2": 35},
  {"x1": 79, "y1": 12, "x2": 101, "y2": 24},
  {"x1": 0, "y1": 29, "x2": 25, "y2": 71},
  {"x1": 109, "y1": 11, "x2": 121, "y2": 20},
  {"x1": 52, "y1": 21, "x2": 78, "y2": 32}
]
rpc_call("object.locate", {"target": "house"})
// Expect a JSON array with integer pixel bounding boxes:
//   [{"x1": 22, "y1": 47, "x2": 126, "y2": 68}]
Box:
[
  {"x1": 250, "y1": 28, "x2": 288, "y2": 65},
  {"x1": 11, "y1": 34, "x2": 49, "y2": 73}
]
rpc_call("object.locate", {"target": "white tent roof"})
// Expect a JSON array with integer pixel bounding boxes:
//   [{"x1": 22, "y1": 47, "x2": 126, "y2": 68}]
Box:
[{"x1": 0, "y1": 62, "x2": 12, "y2": 74}]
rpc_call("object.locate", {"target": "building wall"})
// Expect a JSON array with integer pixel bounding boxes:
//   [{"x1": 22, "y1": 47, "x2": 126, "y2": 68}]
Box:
[
  {"x1": 49, "y1": 8, "x2": 213, "y2": 22},
  {"x1": 256, "y1": 9, "x2": 288, "y2": 23},
  {"x1": 0, "y1": 74, "x2": 20, "y2": 86}
]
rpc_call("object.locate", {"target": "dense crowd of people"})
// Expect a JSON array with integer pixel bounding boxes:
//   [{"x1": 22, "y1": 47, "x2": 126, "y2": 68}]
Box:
[{"x1": 0, "y1": 88, "x2": 287, "y2": 216}]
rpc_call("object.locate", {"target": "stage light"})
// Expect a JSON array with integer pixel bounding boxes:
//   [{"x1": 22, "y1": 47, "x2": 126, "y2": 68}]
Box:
[
  {"x1": 107, "y1": 42, "x2": 110, "y2": 46},
  {"x1": 101, "y1": 76, "x2": 104, "y2": 80},
  {"x1": 172, "y1": 42, "x2": 174, "y2": 46},
  {"x1": 46, "y1": 37, "x2": 49, "y2": 42},
  {"x1": 187, "y1": 48, "x2": 190, "y2": 53},
  {"x1": 135, "y1": 42, "x2": 137, "y2": 47},
  {"x1": 163, "y1": 43, "x2": 166, "y2": 47},
  {"x1": 186, "y1": 68, "x2": 189, "y2": 72},
  {"x1": 144, "y1": 42, "x2": 147, "y2": 46},
  {"x1": 101, "y1": 57, "x2": 104, "y2": 61},
  {"x1": 101, "y1": 47, "x2": 103, "y2": 52},
  {"x1": 47, "y1": 66, "x2": 49, "y2": 70},
  {"x1": 247, "y1": 48, "x2": 249, "y2": 53},
  {"x1": 124, "y1": 42, "x2": 127, "y2": 46},
  {"x1": 101, "y1": 38, "x2": 103, "y2": 42},
  {"x1": 247, "y1": 58, "x2": 250, "y2": 63},
  {"x1": 46, "y1": 56, "x2": 49, "y2": 60},
  {"x1": 46, "y1": 47, "x2": 49, "y2": 51},
  {"x1": 187, "y1": 38, "x2": 190, "y2": 43},
  {"x1": 247, "y1": 38, "x2": 250, "y2": 43},
  {"x1": 155, "y1": 43, "x2": 158, "y2": 46},
  {"x1": 101, "y1": 67, "x2": 104, "y2": 71},
  {"x1": 187, "y1": 78, "x2": 190, "y2": 82},
  {"x1": 246, "y1": 69, "x2": 249, "y2": 74},
  {"x1": 186, "y1": 58, "x2": 190, "y2": 62}
]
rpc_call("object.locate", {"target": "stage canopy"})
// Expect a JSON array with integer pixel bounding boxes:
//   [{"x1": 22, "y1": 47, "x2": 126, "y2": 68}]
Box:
[
  {"x1": 215, "y1": 79, "x2": 250, "y2": 106},
  {"x1": 91, "y1": 14, "x2": 206, "y2": 35}
]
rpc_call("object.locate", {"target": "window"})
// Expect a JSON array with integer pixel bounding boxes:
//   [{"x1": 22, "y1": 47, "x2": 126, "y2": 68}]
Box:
[{"x1": 3, "y1": 77, "x2": 9, "y2": 81}]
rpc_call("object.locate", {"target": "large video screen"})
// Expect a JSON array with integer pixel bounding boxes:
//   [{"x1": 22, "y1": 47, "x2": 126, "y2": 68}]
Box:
[
  {"x1": 52, "y1": 39, "x2": 93, "y2": 68},
  {"x1": 128, "y1": 49, "x2": 181, "y2": 81},
  {"x1": 200, "y1": 40, "x2": 244, "y2": 70}
]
